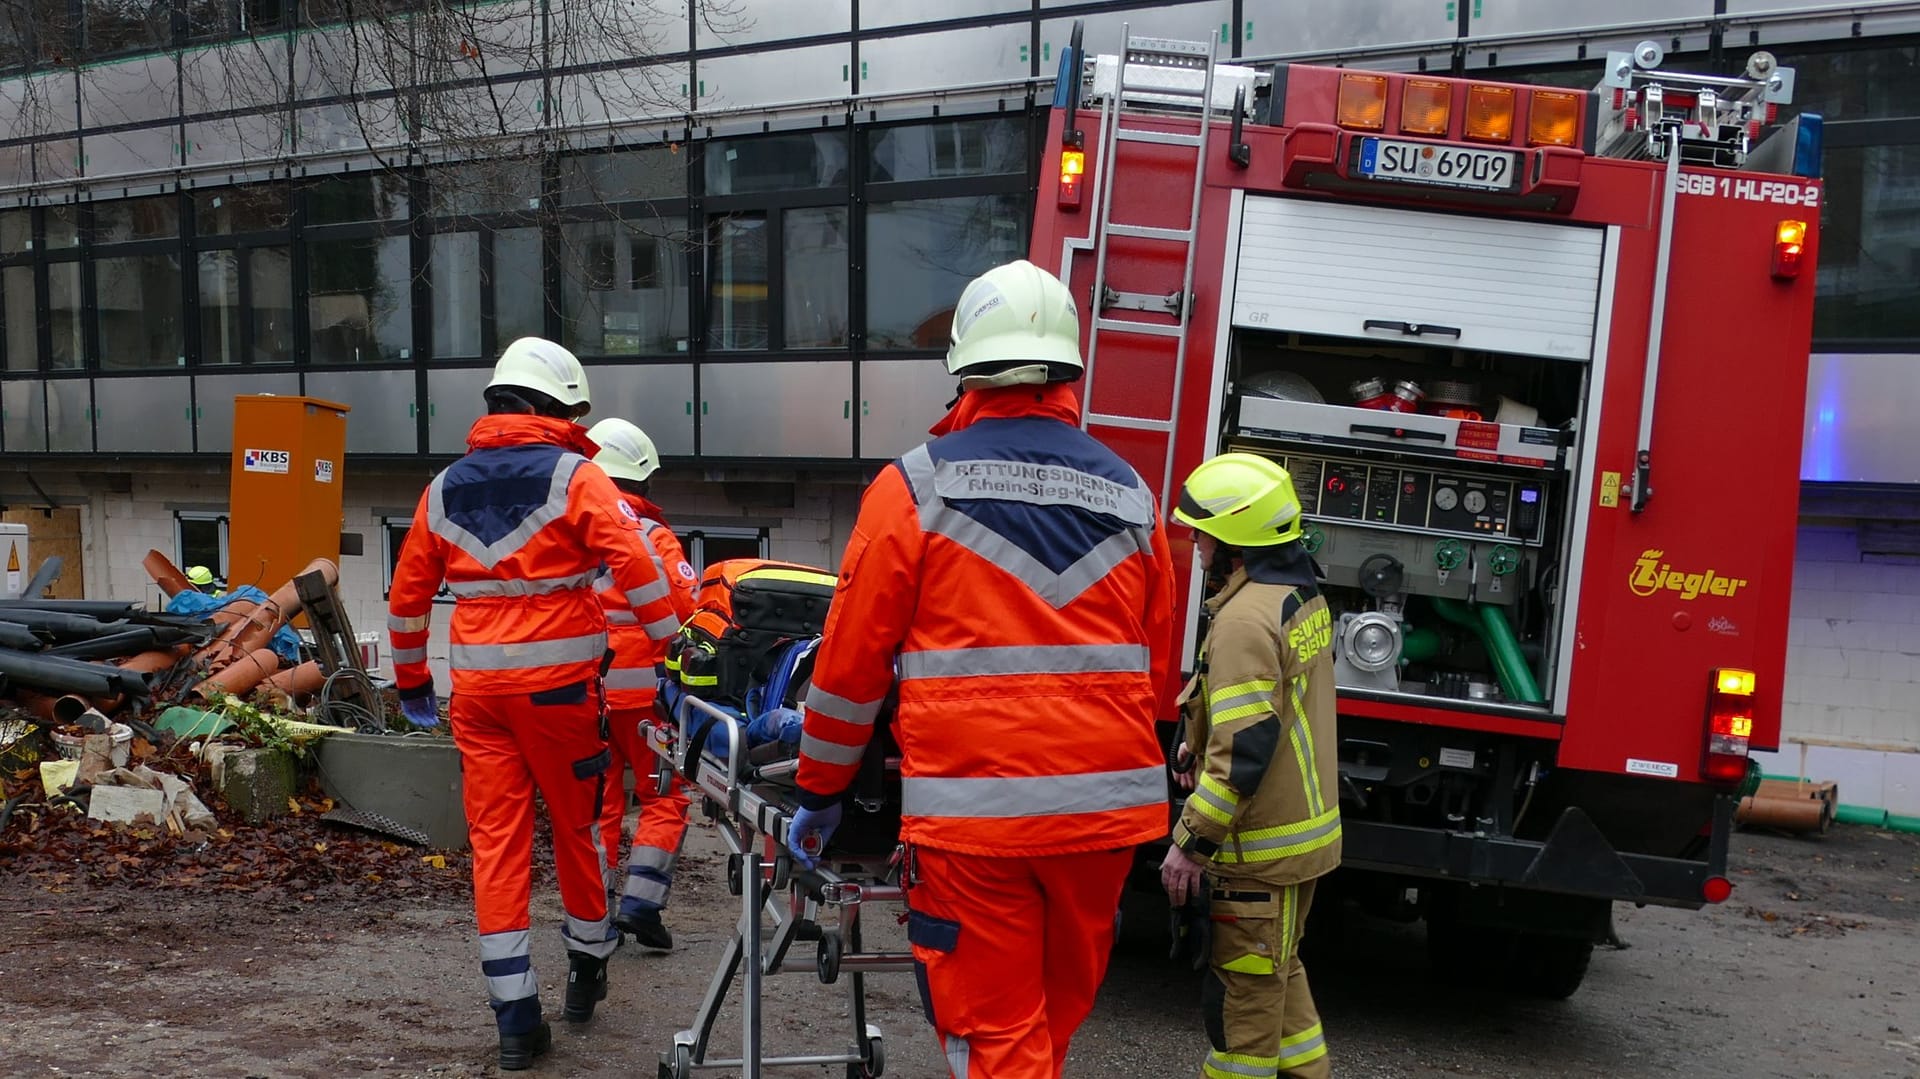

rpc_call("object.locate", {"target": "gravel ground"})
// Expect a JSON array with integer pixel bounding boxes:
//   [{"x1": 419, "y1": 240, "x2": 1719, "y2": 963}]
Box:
[{"x1": 1, "y1": 817, "x2": 1916, "y2": 1078}]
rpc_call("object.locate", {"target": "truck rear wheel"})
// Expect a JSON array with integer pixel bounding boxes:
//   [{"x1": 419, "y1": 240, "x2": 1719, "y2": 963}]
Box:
[{"x1": 1508, "y1": 933, "x2": 1593, "y2": 1000}]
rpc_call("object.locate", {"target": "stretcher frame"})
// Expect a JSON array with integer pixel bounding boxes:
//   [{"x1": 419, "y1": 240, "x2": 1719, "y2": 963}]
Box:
[{"x1": 647, "y1": 690, "x2": 912, "y2": 1079}]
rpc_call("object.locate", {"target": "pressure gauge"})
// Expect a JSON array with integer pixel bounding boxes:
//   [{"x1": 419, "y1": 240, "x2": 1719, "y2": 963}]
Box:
[
  {"x1": 1463, "y1": 489, "x2": 1489, "y2": 514},
  {"x1": 1433, "y1": 487, "x2": 1459, "y2": 511}
]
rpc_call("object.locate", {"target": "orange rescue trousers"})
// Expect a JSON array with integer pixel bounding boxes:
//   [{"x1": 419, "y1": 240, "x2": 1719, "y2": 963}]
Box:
[
  {"x1": 905, "y1": 846, "x2": 1134, "y2": 1079},
  {"x1": 453, "y1": 685, "x2": 619, "y2": 1035},
  {"x1": 598, "y1": 706, "x2": 691, "y2": 917}
]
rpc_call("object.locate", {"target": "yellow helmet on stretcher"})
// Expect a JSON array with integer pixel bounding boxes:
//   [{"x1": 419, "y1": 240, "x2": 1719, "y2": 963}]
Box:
[{"x1": 1173, "y1": 452, "x2": 1304, "y2": 548}]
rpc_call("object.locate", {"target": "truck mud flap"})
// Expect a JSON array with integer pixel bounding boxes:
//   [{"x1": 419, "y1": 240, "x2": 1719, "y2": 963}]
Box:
[{"x1": 1519, "y1": 807, "x2": 1645, "y2": 901}]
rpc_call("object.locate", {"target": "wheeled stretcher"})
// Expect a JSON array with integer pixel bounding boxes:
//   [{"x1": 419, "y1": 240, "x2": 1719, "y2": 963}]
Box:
[{"x1": 646, "y1": 683, "x2": 909, "y2": 1079}]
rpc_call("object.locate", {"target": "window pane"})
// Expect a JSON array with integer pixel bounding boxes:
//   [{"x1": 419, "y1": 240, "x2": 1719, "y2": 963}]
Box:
[
  {"x1": 49, "y1": 262, "x2": 82, "y2": 368},
  {"x1": 704, "y1": 132, "x2": 848, "y2": 196},
  {"x1": 493, "y1": 226, "x2": 546, "y2": 345},
  {"x1": 250, "y1": 245, "x2": 294, "y2": 364},
  {"x1": 866, "y1": 117, "x2": 1027, "y2": 183},
  {"x1": 95, "y1": 195, "x2": 178, "y2": 242},
  {"x1": 97, "y1": 254, "x2": 185, "y2": 369},
  {"x1": 430, "y1": 160, "x2": 544, "y2": 217},
  {"x1": 1814, "y1": 144, "x2": 1920, "y2": 342},
  {"x1": 1, "y1": 210, "x2": 27, "y2": 254},
  {"x1": 308, "y1": 235, "x2": 413, "y2": 363},
  {"x1": 4, "y1": 266, "x2": 34, "y2": 371},
  {"x1": 866, "y1": 195, "x2": 1026, "y2": 350},
  {"x1": 784, "y1": 207, "x2": 847, "y2": 348},
  {"x1": 186, "y1": 0, "x2": 233, "y2": 41},
  {"x1": 688, "y1": 531, "x2": 763, "y2": 571},
  {"x1": 198, "y1": 250, "x2": 243, "y2": 365},
  {"x1": 85, "y1": 0, "x2": 170, "y2": 58},
  {"x1": 195, "y1": 186, "x2": 290, "y2": 235},
  {"x1": 1775, "y1": 46, "x2": 1920, "y2": 123},
  {"x1": 45, "y1": 206, "x2": 79, "y2": 249},
  {"x1": 706, "y1": 215, "x2": 767, "y2": 351},
  {"x1": 243, "y1": 0, "x2": 287, "y2": 32},
  {"x1": 560, "y1": 217, "x2": 688, "y2": 356},
  {"x1": 431, "y1": 231, "x2": 482, "y2": 358},
  {"x1": 177, "y1": 518, "x2": 224, "y2": 579},
  {"x1": 306, "y1": 174, "x2": 408, "y2": 226},
  {"x1": 562, "y1": 148, "x2": 687, "y2": 205}
]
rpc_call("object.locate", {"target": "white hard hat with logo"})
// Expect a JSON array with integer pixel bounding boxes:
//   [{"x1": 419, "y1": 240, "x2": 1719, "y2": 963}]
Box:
[
  {"x1": 945, "y1": 259, "x2": 1084, "y2": 390},
  {"x1": 588, "y1": 418, "x2": 660, "y2": 484},
  {"x1": 489, "y1": 337, "x2": 591, "y2": 410}
]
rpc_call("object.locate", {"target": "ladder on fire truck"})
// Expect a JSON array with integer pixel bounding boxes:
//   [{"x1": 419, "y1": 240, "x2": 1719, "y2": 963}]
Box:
[{"x1": 1075, "y1": 28, "x2": 1229, "y2": 511}]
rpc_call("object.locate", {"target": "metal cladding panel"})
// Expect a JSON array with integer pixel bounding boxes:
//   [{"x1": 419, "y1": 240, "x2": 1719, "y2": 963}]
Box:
[
  {"x1": 184, "y1": 114, "x2": 285, "y2": 170},
  {"x1": 863, "y1": 0, "x2": 1027, "y2": 30},
  {"x1": 95, "y1": 376, "x2": 192, "y2": 453},
  {"x1": 1042, "y1": 4, "x2": 1233, "y2": 62},
  {"x1": 1802, "y1": 354, "x2": 1920, "y2": 485},
  {"x1": 79, "y1": 55, "x2": 178, "y2": 129},
  {"x1": 556, "y1": 0, "x2": 690, "y2": 66},
  {"x1": 1464, "y1": 29, "x2": 1711, "y2": 69},
  {"x1": 84, "y1": 127, "x2": 180, "y2": 179},
  {"x1": 1728, "y1": 7, "x2": 1920, "y2": 46},
  {"x1": 560, "y1": 63, "x2": 692, "y2": 129},
  {"x1": 583, "y1": 362, "x2": 695, "y2": 457},
  {"x1": 295, "y1": 26, "x2": 395, "y2": 101},
  {"x1": 1467, "y1": 0, "x2": 1715, "y2": 39},
  {"x1": 304, "y1": 369, "x2": 418, "y2": 454},
  {"x1": 699, "y1": 43, "x2": 851, "y2": 113},
  {"x1": 700, "y1": 361, "x2": 851, "y2": 458},
  {"x1": 193, "y1": 371, "x2": 301, "y2": 453},
  {"x1": 8, "y1": 73, "x2": 78, "y2": 141},
  {"x1": 183, "y1": 40, "x2": 289, "y2": 115},
  {"x1": 295, "y1": 101, "x2": 409, "y2": 157},
  {"x1": 423, "y1": 81, "x2": 546, "y2": 147},
  {"x1": 700, "y1": 0, "x2": 850, "y2": 47},
  {"x1": 859, "y1": 25, "x2": 1031, "y2": 99},
  {"x1": 426, "y1": 368, "x2": 495, "y2": 455},
  {"x1": 1234, "y1": 197, "x2": 1605, "y2": 361},
  {"x1": 34, "y1": 139, "x2": 81, "y2": 182},
  {"x1": 0, "y1": 141, "x2": 28, "y2": 191},
  {"x1": 45, "y1": 378, "x2": 92, "y2": 453},
  {"x1": 1, "y1": 381, "x2": 42, "y2": 452},
  {"x1": 1559, "y1": 177, "x2": 1820, "y2": 775},
  {"x1": 858, "y1": 358, "x2": 954, "y2": 460},
  {"x1": 1245, "y1": 0, "x2": 1455, "y2": 56}
]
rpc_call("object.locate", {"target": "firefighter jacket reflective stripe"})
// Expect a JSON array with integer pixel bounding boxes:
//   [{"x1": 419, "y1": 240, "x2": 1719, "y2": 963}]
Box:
[
  {"x1": 794, "y1": 382, "x2": 1176, "y2": 857},
  {"x1": 1174, "y1": 562, "x2": 1342, "y2": 885},
  {"x1": 386, "y1": 414, "x2": 682, "y2": 697},
  {"x1": 595, "y1": 497, "x2": 698, "y2": 710}
]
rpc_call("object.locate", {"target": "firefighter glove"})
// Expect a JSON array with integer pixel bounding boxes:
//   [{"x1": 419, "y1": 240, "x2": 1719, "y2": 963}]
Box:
[
  {"x1": 400, "y1": 694, "x2": 440, "y2": 729},
  {"x1": 786, "y1": 803, "x2": 842, "y2": 869}
]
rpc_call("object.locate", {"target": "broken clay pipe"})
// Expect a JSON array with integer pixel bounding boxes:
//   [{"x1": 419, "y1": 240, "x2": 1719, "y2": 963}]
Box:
[{"x1": 191, "y1": 647, "x2": 282, "y2": 701}]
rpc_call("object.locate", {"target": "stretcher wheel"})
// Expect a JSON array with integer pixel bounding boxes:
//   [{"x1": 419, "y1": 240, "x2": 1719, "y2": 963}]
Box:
[
  {"x1": 726, "y1": 854, "x2": 743, "y2": 897},
  {"x1": 816, "y1": 932, "x2": 843, "y2": 984},
  {"x1": 771, "y1": 854, "x2": 792, "y2": 891},
  {"x1": 670, "y1": 1043, "x2": 694, "y2": 1079},
  {"x1": 845, "y1": 1033, "x2": 885, "y2": 1078}
]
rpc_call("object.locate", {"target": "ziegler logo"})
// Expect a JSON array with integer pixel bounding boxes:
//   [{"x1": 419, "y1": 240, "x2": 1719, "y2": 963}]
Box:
[{"x1": 1629, "y1": 549, "x2": 1748, "y2": 601}]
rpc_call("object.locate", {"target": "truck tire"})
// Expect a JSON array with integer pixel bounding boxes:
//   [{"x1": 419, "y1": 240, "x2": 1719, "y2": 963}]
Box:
[
  {"x1": 1509, "y1": 933, "x2": 1593, "y2": 1000},
  {"x1": 1424, "y1": 914, "x2": 1510, "y2": 986}
]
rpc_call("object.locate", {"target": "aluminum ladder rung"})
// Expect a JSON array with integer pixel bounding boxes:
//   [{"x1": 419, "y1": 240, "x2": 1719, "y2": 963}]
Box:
[
  {"x1": 1093, "y1": 317, "x2": 1184, "y2": 338},
  {"x1": 1086, "y1": 413, "x2": 1176, "y2": 433},
  {"x1": 1125, "y1": 35, "x2": 1211, "y2": 59},
  {"x1": 1114, "y1": 127, "x2": 1206, "y2": 147},
  {"x1": 1105, "y1": 223, "x2": 1195, "y2": 243}
]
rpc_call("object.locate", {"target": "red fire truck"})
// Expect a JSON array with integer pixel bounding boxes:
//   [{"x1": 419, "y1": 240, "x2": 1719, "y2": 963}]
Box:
[{"x1": 1033, "y1": 26, "x2": 1823, "y2": 996}]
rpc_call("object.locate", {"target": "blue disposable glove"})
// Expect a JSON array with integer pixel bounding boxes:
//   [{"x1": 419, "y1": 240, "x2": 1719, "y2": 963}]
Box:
[
  {"x1": 401, "y1": 694, "x2": 439, "y2": 729},
  {"x1": 786, "y1": 803, "x2": 842, "y2": 869}
]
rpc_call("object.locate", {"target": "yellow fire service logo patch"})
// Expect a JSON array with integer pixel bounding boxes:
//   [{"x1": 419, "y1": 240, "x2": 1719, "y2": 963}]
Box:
[{"x1": 1629, "y1": 549, "x2": 1748, "y2": 601}]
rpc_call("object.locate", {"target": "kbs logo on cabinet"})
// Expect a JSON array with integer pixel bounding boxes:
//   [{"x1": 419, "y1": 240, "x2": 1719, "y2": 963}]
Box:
[
  {"x1": 1629, "y1": 549, "x2": 1748, "y2": 601},
  {"x1": 243, "y1": 448, "x2": 291, "y2": 475}
]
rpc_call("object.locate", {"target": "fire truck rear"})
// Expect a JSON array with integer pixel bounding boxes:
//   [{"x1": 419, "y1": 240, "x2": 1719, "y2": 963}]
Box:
[{"x1": 1031, "y1": 25, "x2": 1824, "y2": 997}]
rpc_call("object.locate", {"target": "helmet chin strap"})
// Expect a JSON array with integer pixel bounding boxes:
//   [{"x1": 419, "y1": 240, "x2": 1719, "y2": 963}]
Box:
[{"x1": 958, "y1": 363, "x2": 1050, "y2": 393}]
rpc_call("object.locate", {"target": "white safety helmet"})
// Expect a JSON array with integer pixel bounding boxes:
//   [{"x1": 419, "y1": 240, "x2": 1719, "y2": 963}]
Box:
[
  {"x1": 945, "y1": 259, "x2": 1084, "y2": 390},
  {"x1": 489, "y1": 337, "x2": 591, "y2": 411},
  {"x1": 587, "y1": 418, "x2": 660, "y2": 484}
]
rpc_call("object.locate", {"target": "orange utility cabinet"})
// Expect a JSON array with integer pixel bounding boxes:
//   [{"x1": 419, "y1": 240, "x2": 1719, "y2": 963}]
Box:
[{"x1": 227, "y1": 395, "x2": 350, "y2": 593}]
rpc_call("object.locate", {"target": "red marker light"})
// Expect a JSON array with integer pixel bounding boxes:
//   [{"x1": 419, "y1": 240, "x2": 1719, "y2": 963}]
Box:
[
  {"x1": 1703, "y1": 875, "x2": 1734, "y2": 904},
  {"x1": 1058, "y1": 149, "x2": 1086, "y2": 211}
]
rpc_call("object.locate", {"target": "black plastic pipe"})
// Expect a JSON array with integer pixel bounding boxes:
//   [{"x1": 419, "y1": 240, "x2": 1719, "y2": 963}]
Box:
[{"x1": 0, "y1": 648, "x2": 151, "y2": 698}]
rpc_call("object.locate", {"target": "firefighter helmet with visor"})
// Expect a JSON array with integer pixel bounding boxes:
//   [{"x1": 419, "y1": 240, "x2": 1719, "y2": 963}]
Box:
[
  {"x1": 1174, "y1": 452, "x2": 1305, "y2": 548},
  {"x1": 945, "y1": 259, "x2": 1084, "y2": 389}
]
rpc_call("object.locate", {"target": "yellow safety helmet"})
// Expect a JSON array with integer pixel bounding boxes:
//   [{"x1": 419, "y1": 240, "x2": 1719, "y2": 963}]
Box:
[
  {"x1": 185, "y1": 565, "x2": 215, "y2": 587},
  {"x1": 1173, "y1": 452, "x2": 1304, "y2": 548}
]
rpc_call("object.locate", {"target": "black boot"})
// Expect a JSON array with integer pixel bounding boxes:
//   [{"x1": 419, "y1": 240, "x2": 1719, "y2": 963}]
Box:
[
  {"x1": 616, "y1": 909, "x2": 674, "y2": 951},
  {"x1": 498, "y1": 1022, "x2": 552, "y2": 1071},
  {"x1": 562, "y1": 953, "x2": 608, "y2": 1023}
]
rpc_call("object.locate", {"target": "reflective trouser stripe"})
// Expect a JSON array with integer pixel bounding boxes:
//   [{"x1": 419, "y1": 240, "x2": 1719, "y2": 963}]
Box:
[
  {"x1": 897, "y1": 643, "x2": 1150, "y2": 681},
  {"x1": 604, "y1": 666, "x2": 655, "y2": 691},
  {"x1": 1276, "y1": 1024, "x2": 1328, "y2": 1068},
  {"x1": 629, "y1": 845, "x2": 674, "y2": 872},
  {"x1": 392, "y1": 646, "x2": 428, "y2": 666},
  {"x1": 804, "y1": 685, "x2": 884, "y2": 727},
  {"x1": 451, "y1": 632, "x2": 608, "y2": 671},
  {"x1": 1205, "y1": 1051, "x2": 1279, "y2": 1079},
  {"x1": 388, "y1": 613, "x2": 429, "y2": 633},
  {"x1": 447, "y1": 571, "x2": 597, "y2": 597},
  {"x1": 799, "y1": 731, "x2": 866, "y2": 766},
  {"x1": 563, "y1": 912, "x2": 618, "y2": 960},
  {"x1": 1215, "y1": 807, "x2": 1343, "y2": 863},
  {"x1": 479, "y1": 929, "x2": 537, "y2": 1002},
  {"x1": 944, "y1": 1036, "x2": 971, "y2": 1079},
  {"x1": 902, "y1": 764, "x2": 1165, "y2": 820},
  {"x1": 622, "y1": 869, "x2": 671, "y2": 908}
]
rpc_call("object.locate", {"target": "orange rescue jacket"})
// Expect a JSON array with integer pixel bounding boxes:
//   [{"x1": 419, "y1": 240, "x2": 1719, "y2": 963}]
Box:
[
  {"x1": 595, "y1": 495, "x2": 698, "y2": 710},
  {"x1": 794, "y1": 383, "x2": 1176, "y2": 857},
  {"x1": 387, "y1": 415, "x2": 682, "y2": 698}
]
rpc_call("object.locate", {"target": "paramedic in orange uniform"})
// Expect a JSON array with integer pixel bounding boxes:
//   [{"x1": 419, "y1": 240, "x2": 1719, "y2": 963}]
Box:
[
  {"x1": 787, "y1": 260, "x2": 1177, "y2": 1078},
  {"x1": 586, "y1": 417, "x2": 699, "y2": 951},
  {"x1": 387, "y1": 339, "x2": 684, "y2": 1071}
]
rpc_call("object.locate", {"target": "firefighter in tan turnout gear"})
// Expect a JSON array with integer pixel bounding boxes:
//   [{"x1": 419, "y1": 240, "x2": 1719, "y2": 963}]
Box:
[{"x1": 1160, "y1": 451, "x2": 1341, "y2": 1079}]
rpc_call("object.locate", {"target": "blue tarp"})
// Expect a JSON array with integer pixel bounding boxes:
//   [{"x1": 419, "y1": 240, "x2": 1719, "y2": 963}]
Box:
[{"x1": 165, "y1": 587, "x2": 303, "y2": 666}]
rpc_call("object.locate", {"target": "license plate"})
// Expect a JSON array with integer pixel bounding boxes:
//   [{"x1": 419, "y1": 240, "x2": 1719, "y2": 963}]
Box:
[{"x1": 1359, "y1": 138, "x2": 1517, "y2": 192}]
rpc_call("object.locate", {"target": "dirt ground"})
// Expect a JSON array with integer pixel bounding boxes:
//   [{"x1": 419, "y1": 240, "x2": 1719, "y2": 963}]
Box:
[{"x1": 2, "y1": 816, "x2": 1916, "y2": 1079}]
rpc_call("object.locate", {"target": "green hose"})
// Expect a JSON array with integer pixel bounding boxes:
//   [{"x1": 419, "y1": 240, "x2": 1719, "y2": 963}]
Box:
[
  {"x1": 1428, "y1": 597, "x2": 1544, "y2": 704},
  {"x1": 1401, "y1": 626, "x2": 1445, "y2": 665}
]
